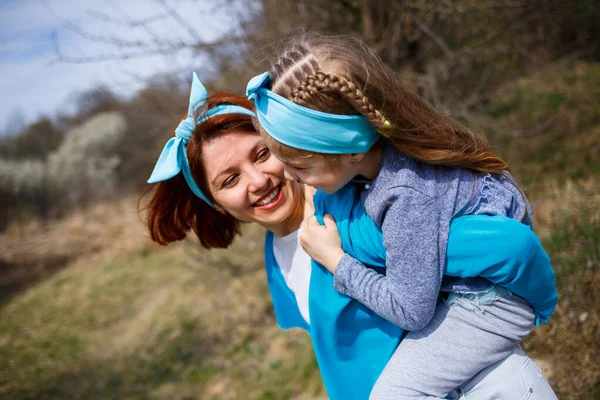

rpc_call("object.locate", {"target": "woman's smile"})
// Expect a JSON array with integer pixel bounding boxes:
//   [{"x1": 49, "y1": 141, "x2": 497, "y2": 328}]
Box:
[{"x1": 253, "y1": 184, "x2": 284, "y2": 209}]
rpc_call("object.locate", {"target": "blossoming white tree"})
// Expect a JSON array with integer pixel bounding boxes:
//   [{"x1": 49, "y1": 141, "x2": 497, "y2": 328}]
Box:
[{"x1": 0, "y1": 111, "x2": 127, "y2": 220}]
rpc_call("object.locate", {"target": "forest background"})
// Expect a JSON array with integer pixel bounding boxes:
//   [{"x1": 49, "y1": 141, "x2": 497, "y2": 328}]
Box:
[{"x1": 1, "y1": 1, "x2": 599, "y2": 399}]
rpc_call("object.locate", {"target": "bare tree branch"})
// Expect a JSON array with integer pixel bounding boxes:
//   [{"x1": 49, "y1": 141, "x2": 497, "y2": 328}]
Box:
[
  {"x1": 87, "y1": 8, "x2": 171, "y2": 28},
  {"x1": 504, "y1": 114, "x2": 567, "y2": 138},
  {"x1": 43, "y1": 0, "x2": 155, "y2": 49},
  {"x1": 106, "y1": 0, "x2": 173, "y2": 27},
  {"x1": 48, "y1": 0, "x2": 246, "y2": 67},
  {"x1": 86, "y1": 9, "x2": 125, "y2": 25},
  {"x1": 154, "y1": 0, "x2": 203, "y2": 43},
  {"x1": 408, "y1": 13, "x2": 453, "y2": 58}
]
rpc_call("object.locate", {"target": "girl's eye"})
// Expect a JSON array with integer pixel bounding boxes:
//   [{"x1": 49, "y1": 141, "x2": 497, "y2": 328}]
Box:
[
  {"x1": 257, "y1": 147, "x2": 270, "y2": 161},
  {"x1": 222, "y1": 174, "x2": 239, "y2": 188}
]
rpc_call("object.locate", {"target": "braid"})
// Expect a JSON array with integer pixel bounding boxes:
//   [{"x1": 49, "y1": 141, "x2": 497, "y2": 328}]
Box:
[
  {"x1": 270, "y1": 46, "x2": 319, "y2": 97},
  {"x1": 335, "y1": 74, "x2": 388, "y2": 129},
  {"x1": 292, "y1": 71, "x2": 389, "y2": 130}
]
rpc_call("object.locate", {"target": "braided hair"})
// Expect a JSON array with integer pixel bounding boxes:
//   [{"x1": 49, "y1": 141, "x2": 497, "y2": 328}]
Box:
[{"x1": 263, "y1": 33, "x2": 514, "y2": 178}]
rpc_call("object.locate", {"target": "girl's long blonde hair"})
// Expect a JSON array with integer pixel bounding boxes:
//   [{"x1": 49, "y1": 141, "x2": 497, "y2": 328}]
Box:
[{"x1": 263, "y1": 32, "x2": 512, "y2": 175}]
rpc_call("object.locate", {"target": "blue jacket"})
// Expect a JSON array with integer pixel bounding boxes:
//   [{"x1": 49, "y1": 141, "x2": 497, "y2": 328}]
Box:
[{"x1": 263, "y1": 184, "x2": 557, "y2": 400}]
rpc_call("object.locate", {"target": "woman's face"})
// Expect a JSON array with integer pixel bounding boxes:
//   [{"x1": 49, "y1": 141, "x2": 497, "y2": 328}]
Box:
[{"x1": 203, "y1": 131, "x2": 301, "y2": 232}]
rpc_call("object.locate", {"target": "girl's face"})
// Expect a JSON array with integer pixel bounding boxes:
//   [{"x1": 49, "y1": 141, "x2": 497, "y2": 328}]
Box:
[
  {"x1": 202, "y1": 131, "x2": 302, "y2": 232},
  {"x1": 279, "y1": 154, "x2": 360, "y2": 194}
]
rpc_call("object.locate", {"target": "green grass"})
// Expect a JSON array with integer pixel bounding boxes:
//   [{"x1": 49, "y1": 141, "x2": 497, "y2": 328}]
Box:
[
  {"x1": 0, "y1": 228, "x2": 324, "y2": 399},
  {"x1": 482, "y1": 62, "x2": 600, "y2": 193},
  {"x1": 485, "y1": 90, "x2": 568, "y2": 121}
]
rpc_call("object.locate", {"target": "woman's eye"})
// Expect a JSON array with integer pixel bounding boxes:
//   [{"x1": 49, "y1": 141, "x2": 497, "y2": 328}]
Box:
[
  {"x1": 257, "y1": 148, "x2": 270, "y2": 161},
  {"x1": 222, "y1": 174, "x2": 238, "y2": 188}
]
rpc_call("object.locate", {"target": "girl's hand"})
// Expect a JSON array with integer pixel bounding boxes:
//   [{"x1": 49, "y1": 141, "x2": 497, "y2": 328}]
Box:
[{"x1": 300, "y1": 214, "x2": 345, "y2": 274}]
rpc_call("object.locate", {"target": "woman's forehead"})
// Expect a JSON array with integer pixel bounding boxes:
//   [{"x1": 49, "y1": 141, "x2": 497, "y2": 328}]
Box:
[
  {"x1": 202, "y1": 132, "x2": 263, "y2": 176},
  {"x1": 204, "y1": 131, "x2": 261, "y2": 157}
]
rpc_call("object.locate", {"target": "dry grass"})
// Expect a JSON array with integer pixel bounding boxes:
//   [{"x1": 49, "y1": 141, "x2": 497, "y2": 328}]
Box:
[
  {"x1": 0, "y1": 197, "x2": 152, "y2": 303},
  {"x1": 524, "y1": 178, "x2": 599, "y2": 398}
]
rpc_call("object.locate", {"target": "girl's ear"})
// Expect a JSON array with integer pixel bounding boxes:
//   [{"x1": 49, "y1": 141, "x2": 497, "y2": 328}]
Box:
[{"x1": 349, "y1": 152, "x2": 367, "y2": 164}]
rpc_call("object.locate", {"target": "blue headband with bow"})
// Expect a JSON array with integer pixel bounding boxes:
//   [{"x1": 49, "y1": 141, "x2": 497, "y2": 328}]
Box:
[
  {"x1": 147, "y1": 72, "x2": 255, "y2": 207},
  {"x1": 246, "y1": 72, "x2": 380, "y2": 154}
]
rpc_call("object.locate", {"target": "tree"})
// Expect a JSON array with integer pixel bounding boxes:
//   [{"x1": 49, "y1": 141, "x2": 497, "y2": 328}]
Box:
[
  {"x1": 50, "y1": 1, "x2": 599, "y2": 117},
  {"x1": 0, "y1": 118, "x2": 63, "y2": 161}
]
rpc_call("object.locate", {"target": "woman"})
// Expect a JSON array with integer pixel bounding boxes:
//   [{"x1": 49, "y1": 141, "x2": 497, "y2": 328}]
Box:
[{"x1": 144, "y1": 73, "x2": 557, "y2": 399}]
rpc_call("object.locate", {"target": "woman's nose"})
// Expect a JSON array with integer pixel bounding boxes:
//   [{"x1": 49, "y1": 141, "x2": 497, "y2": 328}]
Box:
[{"x1": 248, "y1": 168, "x2": 269, "y2": 192}]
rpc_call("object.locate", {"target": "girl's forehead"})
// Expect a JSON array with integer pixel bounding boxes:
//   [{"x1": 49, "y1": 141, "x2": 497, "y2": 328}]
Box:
[{"x1": 272, "y1": 149, "x2": 315, "y2": 164}]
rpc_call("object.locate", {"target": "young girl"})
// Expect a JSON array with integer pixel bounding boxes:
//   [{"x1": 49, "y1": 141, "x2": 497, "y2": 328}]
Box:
[{"x1": 246, "y1": 34, "x2": 557, "y2": 399}]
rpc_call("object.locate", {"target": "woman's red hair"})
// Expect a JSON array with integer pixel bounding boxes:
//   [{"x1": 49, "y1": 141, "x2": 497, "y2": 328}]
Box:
[{"x1": 142, "y1": 93, "x2": 256, "y2": 249}]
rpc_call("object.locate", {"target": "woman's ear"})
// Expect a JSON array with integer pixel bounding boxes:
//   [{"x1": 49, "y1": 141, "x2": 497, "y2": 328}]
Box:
[{"x1": 215, "y1": 205, "x2": 227, "y2": 215}]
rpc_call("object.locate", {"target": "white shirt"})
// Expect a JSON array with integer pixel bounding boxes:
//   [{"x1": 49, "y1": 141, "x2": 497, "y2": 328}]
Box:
[{"x1": 272, "y1": 228, "x2": 312, "y2": 324}]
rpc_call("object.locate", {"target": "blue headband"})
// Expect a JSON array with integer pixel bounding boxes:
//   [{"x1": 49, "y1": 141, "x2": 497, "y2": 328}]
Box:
[
  {"x1": 246, "y1": 72, "x2": 380, "y2": 154},
  {"x1": 147, "y1": 72, "x2": 255, "y2": 207}
]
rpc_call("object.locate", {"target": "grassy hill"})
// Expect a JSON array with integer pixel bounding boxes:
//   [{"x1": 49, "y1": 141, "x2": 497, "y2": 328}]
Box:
[
  {"x1": 482, "y1": 60, "x2": 599, "y2": 399},
  {"x1": 1, "y1": 61, "x2": 598, "y2": 399}
]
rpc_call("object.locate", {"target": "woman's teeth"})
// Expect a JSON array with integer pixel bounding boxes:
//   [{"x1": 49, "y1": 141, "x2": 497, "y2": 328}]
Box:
[{"x1": 255, "y1": 186, "x2": 280, "y2": 207}]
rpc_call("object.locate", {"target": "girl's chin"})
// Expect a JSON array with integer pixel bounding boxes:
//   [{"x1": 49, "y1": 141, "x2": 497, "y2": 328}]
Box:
[{"x1": 320, "y1": 187, "x2": 339, "y2": 194}]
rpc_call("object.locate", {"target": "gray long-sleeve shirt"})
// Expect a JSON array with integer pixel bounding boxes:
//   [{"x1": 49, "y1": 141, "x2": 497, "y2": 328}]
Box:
[{"x1": 333, "y1": 141, "x2": 532, "y2": 331}]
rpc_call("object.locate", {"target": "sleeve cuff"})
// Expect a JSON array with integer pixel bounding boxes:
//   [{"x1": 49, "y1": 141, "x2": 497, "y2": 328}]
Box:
[{"x1": 333, "y1": 253, "x2": 361, "y2": 295}]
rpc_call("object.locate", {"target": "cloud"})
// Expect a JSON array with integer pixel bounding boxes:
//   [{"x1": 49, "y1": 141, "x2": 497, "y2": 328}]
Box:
[{"x1": 0, "y1": 0, "x2": 241, "y2": 132}]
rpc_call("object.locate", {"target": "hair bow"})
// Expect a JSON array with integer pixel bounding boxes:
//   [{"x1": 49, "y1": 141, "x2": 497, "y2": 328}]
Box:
[{"x1": 148, "y1": 72, "x2": 255, "y2": 207}]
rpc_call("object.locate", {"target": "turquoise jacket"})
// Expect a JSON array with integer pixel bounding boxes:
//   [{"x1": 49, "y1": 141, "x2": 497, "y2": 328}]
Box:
[{"x1": 263, "y1": 184, "x2": 557, "y2": 400}]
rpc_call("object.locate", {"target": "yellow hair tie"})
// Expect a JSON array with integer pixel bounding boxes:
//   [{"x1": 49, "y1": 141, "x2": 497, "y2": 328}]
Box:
[{"x1": 378, "y1": 120, "x2": 391, "y2": 137}]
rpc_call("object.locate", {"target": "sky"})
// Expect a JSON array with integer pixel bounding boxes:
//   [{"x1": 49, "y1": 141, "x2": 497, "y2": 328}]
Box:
[{"x1": 0, "y1": 0, "x2": 244, "y2": 134}]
